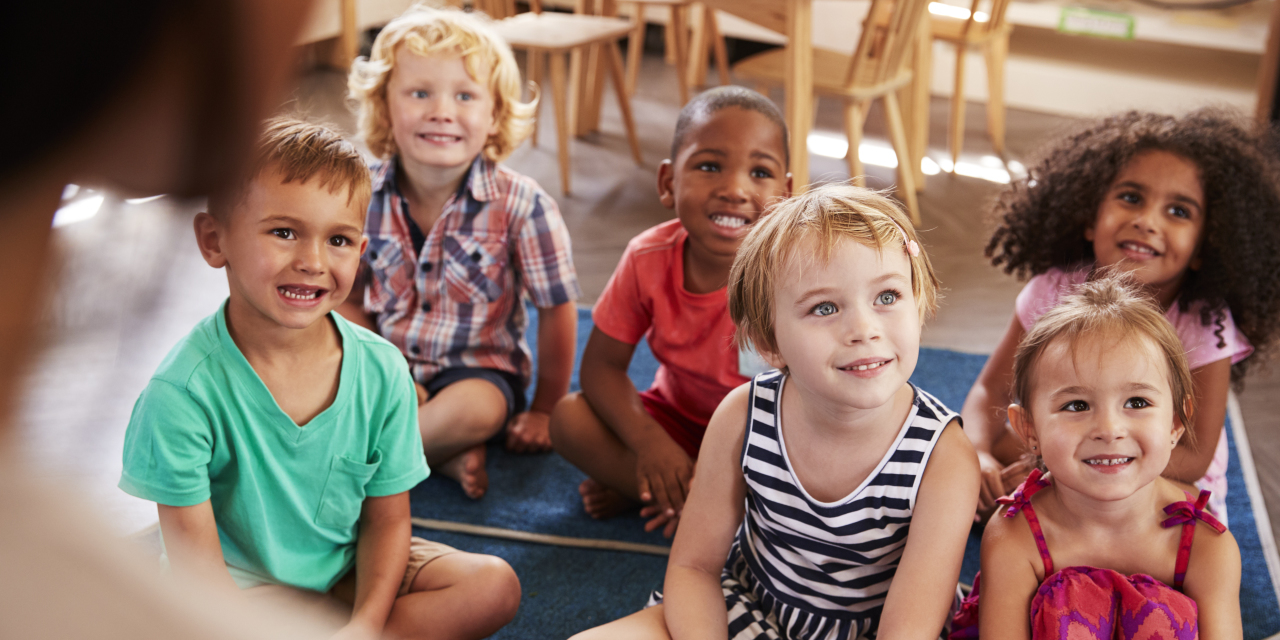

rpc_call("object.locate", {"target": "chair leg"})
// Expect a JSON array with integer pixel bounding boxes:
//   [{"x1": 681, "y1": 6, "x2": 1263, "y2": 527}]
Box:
[
  {"x1": 528, "y1": 50, "x2": 542, "y2": 147},
  {"x1": 843, "y1": 99, "x2": 868, "y2": 186},
  {"x1": 948, "y1": 41, "x2": 967, "y2": 169},
  {"x1": 606, "y1": 41, "x2": 644, "y2": 165},
  {"x1": 626, "y1": 3, "x2": 644, "y2": 95},
  {"x1": 670, "y1": 5, "x2": 690, "y2": 105},
  {"x1": 686, "y1": 4, "x2": 709, "y2": 88},
  {"x1": 707, "y1": 6, "x2": 731, "y2": 86},
  {"x1": 909, "y1": 18, "x2": 931, "y2": 188},
  {"x1": 884, "y1": 92, "x2": 921, "y2": 226},
  {"x1": 984, "y1": 32, "x2": 1008, "y2": 156},
  {"x1": 549, "y1": 50, "x2": 573, "y2": 195}
]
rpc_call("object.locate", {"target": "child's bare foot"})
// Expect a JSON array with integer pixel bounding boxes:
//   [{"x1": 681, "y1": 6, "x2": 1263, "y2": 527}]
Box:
[
  {"x1": 506, "y1": 411, "x2": 552, "y2": 453},
  {"x1": 579, "y1": 478, "x2": 637, "y2": 519},
  {"x1": 439, "y1": 445, "x2": 488, "y2": 499}
]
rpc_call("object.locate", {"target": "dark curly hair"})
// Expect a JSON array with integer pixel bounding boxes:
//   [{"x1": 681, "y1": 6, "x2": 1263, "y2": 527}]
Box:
[{"x1": 985, "y1": 109, "x2": 1280, "y2": 383}]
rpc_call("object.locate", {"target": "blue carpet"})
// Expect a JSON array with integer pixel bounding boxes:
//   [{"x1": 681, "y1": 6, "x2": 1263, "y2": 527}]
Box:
[{"x1": 409, "y1": 308, "x2": 1280, "y2": 639}]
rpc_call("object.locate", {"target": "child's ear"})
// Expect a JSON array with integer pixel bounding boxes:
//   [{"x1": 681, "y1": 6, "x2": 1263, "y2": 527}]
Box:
[
  {"x1": 359, "y1": 234, "x2": 369, "y2": 256},
  {"x1": 1084, "y1": 224, "x2": 1096, "y2": 243},
  {"x1": 1007, "y1": 404, "x2": 1038, "y2": 452},
  {"x1": 193, "y1": 212, "x2": 228, "y2": 269},
  {"x1": 783, "y1": 172, "x2": 793, "y2": 197},
  {"x1": 656, "y1": 160, "x2": 676, "y2": 209}
]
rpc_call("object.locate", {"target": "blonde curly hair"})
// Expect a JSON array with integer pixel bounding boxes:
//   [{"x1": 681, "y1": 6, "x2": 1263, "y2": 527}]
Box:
[{"x1": 348, "y1": 5, "x2": 535, "y2": 162}]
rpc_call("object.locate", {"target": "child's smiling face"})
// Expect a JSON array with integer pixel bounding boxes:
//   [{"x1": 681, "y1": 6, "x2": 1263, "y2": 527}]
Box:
[
  {"x1": 386, "y1": 48, "x2": 499, "y2": 173},
  {"x1": 1086, "y1": 150, "x2": 1206, "y2": 307},
  {"x1": 767, "y1": 238, "x2": 919, "y2": 411},
  {"x1": 659, "y1": 107, "x2": 790, "y2": 265},
  {"x1": 1011, "y1": 332, "x2": 1184, "y2": 504},
  {"x1": 212, "y1": 168, "x2": 368, "y2": 331}
]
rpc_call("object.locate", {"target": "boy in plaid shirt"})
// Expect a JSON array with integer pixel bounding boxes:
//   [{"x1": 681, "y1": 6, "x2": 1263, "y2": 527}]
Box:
[{"x1": 341, "y1": 7, "x2": 580, "y2": 499}]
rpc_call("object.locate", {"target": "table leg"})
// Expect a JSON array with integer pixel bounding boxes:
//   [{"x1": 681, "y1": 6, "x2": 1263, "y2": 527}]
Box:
[
  {"x1": 785, "y1": 0, "x2": 813, "y2": 190},
  {"x1": 550, "y1": 51, "x2": 573, "y2": 195}
]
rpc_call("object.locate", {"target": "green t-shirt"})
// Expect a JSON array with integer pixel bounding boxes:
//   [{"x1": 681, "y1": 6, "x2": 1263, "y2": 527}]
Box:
[{"x1": 119, "y1": 302, "x2": 429, "y2": 591}]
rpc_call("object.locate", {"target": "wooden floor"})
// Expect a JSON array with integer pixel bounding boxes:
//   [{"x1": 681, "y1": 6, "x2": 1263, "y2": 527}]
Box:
[{"x1": 14, "y1": 53, "x2": 1279, "y2": 558}]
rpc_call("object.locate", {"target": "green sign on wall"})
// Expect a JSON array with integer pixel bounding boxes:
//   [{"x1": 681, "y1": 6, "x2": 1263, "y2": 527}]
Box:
[{"x1": 1058, "y1": 7, "x2": 1136, "y2": 39}]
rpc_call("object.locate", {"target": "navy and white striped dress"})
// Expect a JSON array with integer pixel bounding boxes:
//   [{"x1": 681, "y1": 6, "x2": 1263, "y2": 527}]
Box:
[{"x1": 723, "y1": 370, "x2": 957, "y2": 640}]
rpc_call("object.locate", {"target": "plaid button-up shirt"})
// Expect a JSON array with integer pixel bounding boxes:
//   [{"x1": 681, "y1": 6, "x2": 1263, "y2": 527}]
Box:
[{"x1": 362, "y1": 156, "x2": 581, "y2": 384}]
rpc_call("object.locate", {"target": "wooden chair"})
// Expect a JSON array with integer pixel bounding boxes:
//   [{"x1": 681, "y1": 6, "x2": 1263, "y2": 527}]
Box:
[
  {"x1": 732, "y1": 0, "x2": 931, "y2": 224},
  {"x1": 488, "y1": 7, "x2": 643, "y2": 195},
  {"x1": 623, "y1": 1, "x2": 730, "y2": 104},
  {"x1": 932, "y1": 0, "x2": 1013, "y2": 165}
]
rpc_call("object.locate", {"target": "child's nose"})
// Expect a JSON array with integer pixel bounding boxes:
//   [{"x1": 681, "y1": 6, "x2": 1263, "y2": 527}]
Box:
[
  {"x1": 295, "y1": 241, "x2": 325, "y2": 273},
  {"x1": 1091, "y1": 408, "x2": 1126, "y2": 441},
  {"x1": 843, "y1": 304, "x2": 880, "y2": 343},
  {"x1": 715, "y1": 172, "x2": 751, "y2": 203},
  {"x1": 427, "y1": 97, "x2": 456, "y2": 121}
]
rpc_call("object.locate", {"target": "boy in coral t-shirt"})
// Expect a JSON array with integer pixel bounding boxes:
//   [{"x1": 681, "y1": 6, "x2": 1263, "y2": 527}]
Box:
[{"x1": 550, "y1": 87, "x2": 791, "y2": 537}]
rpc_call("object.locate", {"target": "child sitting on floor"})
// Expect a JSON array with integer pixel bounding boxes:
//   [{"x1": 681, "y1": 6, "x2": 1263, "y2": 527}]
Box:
[
  {"x1": 963, "y1": 109, "x2": 1280, "y2": 521},
  {"x1": 549, "y1": 86, "x2": 791, "y2": 537},
  {"x1": 120, "y1": 118, "x2": 520, "y2": 639},
  {"x1": 955, "y1": 275, "x2": 1240, "y2": 639},
  {"x1": 574, "y1": 184, "x2": 980, "y2": 640},
  {"x1": 342, "y1": 6, "x2": 581, "y2": 499}
]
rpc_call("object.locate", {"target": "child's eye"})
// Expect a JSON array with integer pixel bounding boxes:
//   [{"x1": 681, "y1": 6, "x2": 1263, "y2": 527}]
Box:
[
  {"x1": 751, "y1": 167, "x2": 774, "y2": 179},
  {"x1": 1060, "y1": 400, "x2": 1089, "y2": 412},
  {"x1": 696, "y1": 161, "x2": 720, "y2": 173},
  {"x1": 875, "y1": 290, "x2": 899, "y2": 305},
  {"x1": 1123, "y1": 397, "x2": 1151, "y2": 409},
  {"x1": 329, "y1": 235, "x2": 352, "y2": 247},
  {"x1": 457, "y1": 92, "x2": 473, "y2": 101},
  {"x1": 271, "y1": 228, "x2": 295, "y2": 240},
  {"x1": 1167, "y1": 205, "x2": 1191, "y2": 220},
  {"x1": 411, "y1": 90, "x2": 428, "y2": 99},
  {"x1": 1119, "y1": 191, "x2": 1141, "y2": 205},
  {"x1": 811, "y1": 302, "x2": 837, "y2": 316}
]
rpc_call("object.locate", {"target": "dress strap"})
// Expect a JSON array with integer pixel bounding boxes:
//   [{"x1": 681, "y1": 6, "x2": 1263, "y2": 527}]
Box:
[
  {"x1": 1161, "y1": 489, "x2": 1226, "y2": 590},
  {"x1": 999, "y1": 468, "x2": 1055, "y2": 576}
]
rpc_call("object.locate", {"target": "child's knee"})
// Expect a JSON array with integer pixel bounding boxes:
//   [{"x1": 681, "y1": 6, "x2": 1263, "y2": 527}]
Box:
[
  {"x1": 473, "y1": 555, "x2": 521, "y2": 622},
  {"x1": 549, "y1": 392, "x2": 592, "y2": 446}
]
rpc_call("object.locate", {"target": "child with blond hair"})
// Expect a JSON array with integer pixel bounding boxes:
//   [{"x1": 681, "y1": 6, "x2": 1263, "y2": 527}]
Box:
[
  {"x1": 575, "y1": 184, "x2": 979, "y2": 640},
  {"x1": 343, "y1": 7, "x2": 580, "y2": 499},
  {"x1": 120, "y1": 118, "x2": 520, "y2": 639}
]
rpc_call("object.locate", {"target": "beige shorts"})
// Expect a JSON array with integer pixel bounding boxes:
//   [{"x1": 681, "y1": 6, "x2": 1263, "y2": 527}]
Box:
[{"x1": 244, "y1": 536, "x2": 456, "y2": 627}]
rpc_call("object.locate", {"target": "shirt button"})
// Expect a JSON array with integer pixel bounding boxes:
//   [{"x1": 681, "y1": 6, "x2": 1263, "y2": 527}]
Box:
[
  {"x1": 471, "y1": 251, "x2": 482, "y2": 261},
  {"x1": 423, "y1": 262, "x2": 433, "y2": 272},
  {"x1": 421, "y1": 301, "x2": 432, "y2": 313},
  {"x1": 410, "y1": 345, "x2": 420, "y2": 355},
  {"x1": 368, "y1": 250, "x2": 378, "y2": 260}
]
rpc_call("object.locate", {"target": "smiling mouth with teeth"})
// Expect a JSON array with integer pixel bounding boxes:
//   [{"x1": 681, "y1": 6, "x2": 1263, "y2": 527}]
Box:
[
  {"x1": 710, "y1": 214, "x2": 748, "y2": 229},
  {"x1": 280, "y1": 286, "x2": 323, "y2": 300},
  {"x1": 1120, "y1": 241, "x2": 1158, "y2": 256},
  {"x1": 841, "y1": 360, "x2": 889, "y2": 372},
  {"x1": 1084, "y1": 457, "x2": 1134, "y2": 466}
]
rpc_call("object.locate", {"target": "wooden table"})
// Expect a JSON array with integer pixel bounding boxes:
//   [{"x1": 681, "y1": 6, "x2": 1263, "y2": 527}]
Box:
[{"x1": 700, "y1": 0, "x2": 930, "y2": 191}]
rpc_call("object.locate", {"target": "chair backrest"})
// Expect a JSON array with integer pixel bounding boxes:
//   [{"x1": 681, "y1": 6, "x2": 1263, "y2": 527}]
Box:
[{"x1": 843, "y1": 0, "x2": 930, "y2": 92}]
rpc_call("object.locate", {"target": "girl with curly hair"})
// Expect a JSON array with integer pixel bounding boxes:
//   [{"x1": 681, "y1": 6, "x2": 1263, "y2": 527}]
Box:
[{"x1": 962, "y1": 109, "x2": 1280, "y2": 522}]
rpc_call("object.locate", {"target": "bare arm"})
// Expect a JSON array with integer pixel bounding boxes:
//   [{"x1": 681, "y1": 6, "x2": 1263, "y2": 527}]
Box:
[
  {"x1": 1163, "y1": 357, "x2": 1231, "y2": 485},
  {"x1": 581, "y1": 328, "x2": 694, "y2": 524},
  {"x1": 878, "y1": 421, "x2": 980, "y2": 639},
  {"x1": 341, "y1": 492, "x2": 411, "y2": 638},
  {"x1": 664, "y1": 384, "x2": 751, "y2": 640},
  {"x1": 507, "y1": 302, "x2": 578, "y2": 452},
  {"x1": 1183, "y1": 525, "x2": 1242, "y2": 640},
  {"x1": 976, "y1": 508, "x2": 1040, "y2": 640},
  {"x1": 960, "y1": 314, "x2": 1026, "y2": 511},
  {"x1": 157, "y1": 501, "x2": 240, "y2": 596}
]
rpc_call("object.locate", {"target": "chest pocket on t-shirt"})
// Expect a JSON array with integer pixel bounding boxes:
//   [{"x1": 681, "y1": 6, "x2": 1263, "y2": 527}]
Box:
[
  {"x1": 365, "y1": 238, "x2": 414, "y2": 313},
  {"x1": 442, "y1": 234, "x2": 507, "y2": 303},
  {"x1": 315, "y1": 451, "x2": 382, "y2": 530}
]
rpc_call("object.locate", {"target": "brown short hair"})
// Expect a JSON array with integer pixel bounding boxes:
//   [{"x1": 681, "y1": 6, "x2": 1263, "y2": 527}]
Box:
[
  {"x1": 347, "y1": 6, "x2": 535, "y2": 162},
  {"x1": 728, "y1": 183, "x2": 939, "y2": 357},
  {"x1": 1011, "y1": 272, "x2": 1195, "y2": 442},
  {"x1": 208, "y1": 117, "x2": 371, "y2": 219}
]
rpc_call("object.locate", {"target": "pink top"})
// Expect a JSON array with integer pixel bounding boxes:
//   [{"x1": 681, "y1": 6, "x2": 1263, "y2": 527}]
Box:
[
  {"x1": 1014, "y1": 267, "x2": 1252, "y2": 519},
  {"x1": 1014, "y1": 267, "x2": 1253, "y2": 370},
  {"x1": 950, "y1": 471, "x2": 1226, "y2": 640},
  {"x1": 592, "y1": 220, "x2": 749, "y2": 437}
]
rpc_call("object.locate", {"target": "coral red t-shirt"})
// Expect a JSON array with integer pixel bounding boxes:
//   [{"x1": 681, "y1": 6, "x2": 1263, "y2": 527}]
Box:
[{"x1": 592, "y1": 220, "x2": 749, "y2": 442}]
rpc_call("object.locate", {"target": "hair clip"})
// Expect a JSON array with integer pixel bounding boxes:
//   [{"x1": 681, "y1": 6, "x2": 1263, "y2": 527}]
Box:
[{"x1": 887, "y1": 218, "x2": 920, "y2": 258}]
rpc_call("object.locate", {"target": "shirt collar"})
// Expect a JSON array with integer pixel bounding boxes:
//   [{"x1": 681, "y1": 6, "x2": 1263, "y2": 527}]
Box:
[{"x1": 375, "y1": 154, "x2": 499, "y2": 204}]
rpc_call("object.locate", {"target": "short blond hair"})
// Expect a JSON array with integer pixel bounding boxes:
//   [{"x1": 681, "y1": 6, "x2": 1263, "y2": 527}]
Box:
[
  {"x1": 348, "y1": 6, "x2": 535, "y2": 162},
  {"x1": 728, "y1": 184, "x2": 940, "y2": 357},
  {"x1": 209, "y1": 117, "x2": 371, "y2": 219},
  {"x1": 1012, "y1": 273, "x2": 1195, "y2": 442}
]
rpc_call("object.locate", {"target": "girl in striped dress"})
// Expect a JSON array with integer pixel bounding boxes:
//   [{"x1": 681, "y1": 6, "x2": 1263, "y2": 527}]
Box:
[{"x1": 573, "y1": 185, "x2": 981, "y2": 640}]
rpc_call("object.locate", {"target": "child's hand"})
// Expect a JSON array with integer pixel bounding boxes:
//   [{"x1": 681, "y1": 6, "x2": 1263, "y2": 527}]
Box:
[
  {"x1": 414, "y1": 382, "x2": 428, "y2": 406},
  {"x1": 506, "y1": 410, "x2": 553, "y2": 453},
  {"x1": 635, "y1": 438, "x2": 694, "y2": 536},
  {"x1": 975, "y1": 450, "x2": 1007, "y2": 518},
  {"x1": 640, "y1": 503, "x2": 680, "y2": 538}
]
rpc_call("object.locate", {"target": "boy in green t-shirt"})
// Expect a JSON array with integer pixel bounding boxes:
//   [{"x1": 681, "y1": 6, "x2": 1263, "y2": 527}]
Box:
[{"x1": 120, "y1": 118, "x2": 519, "y2": 639}]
